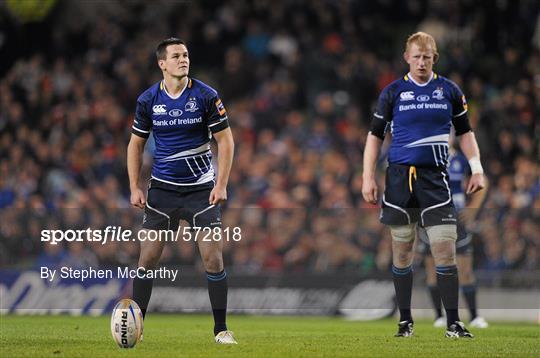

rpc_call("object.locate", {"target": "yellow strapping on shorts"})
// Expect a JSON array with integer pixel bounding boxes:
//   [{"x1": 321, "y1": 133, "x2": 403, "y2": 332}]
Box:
[{"x1": 408, "y1": 166, "x2": 417, "y2": 193}]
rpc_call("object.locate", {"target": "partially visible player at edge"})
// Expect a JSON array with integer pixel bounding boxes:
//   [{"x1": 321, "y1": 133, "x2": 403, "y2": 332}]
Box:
[
  {"x1": 127, "y1": 38, "x2": 237, "y2": 344},
  {"x1": 362, "y1": 32, "x2": 486, "y2": 338},
  {"x1": 417, "y1": 141, "x2": 489, "y2": 329}
]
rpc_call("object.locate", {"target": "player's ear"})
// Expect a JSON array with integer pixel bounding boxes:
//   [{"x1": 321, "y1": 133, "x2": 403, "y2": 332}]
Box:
[
  {"x1": 433, "y1": 53, "x2": 439, "y2": 63},
  {"x1": 158, "y1": 59, "x2": 166, "y2": 71},
  {"x1": 403, "y1": 51, "x2": 409, "y2": 64}
]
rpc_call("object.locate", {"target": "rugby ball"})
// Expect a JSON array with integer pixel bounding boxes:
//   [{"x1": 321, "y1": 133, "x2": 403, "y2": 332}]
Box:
[{"x1": 110, "y1": 299, "x2": 143, "y2": 348}]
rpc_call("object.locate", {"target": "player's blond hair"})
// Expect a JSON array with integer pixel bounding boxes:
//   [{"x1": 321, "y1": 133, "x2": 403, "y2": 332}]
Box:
[{"x1": 405, "y1": 32, "x2": 439, "y2": 62}]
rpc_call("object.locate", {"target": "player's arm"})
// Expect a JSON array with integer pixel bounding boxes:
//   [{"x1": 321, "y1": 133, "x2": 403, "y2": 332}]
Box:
[
  {"x1": 362, "y1": 133, "x2": 384, "y2": 204},
  {"x1": 128, "y1": 97, "x2": 152, "y2": 209},
  {"x1": 362, "y1": 88, "x2": 392, "y2": 204},
  {"x1": 451, "y1": 84, "x2": 485, "y2": 195},
  {"x1": 455, "y1": 129, "x2": 485, "y2": 195},
  {"x1": 460, "y1": 175, "x2": 489, "y2": 225},
  {"x1": 210, "y1": 127, "x2": 234, "y2": 205},
  {"x1": 127, "y1": 134, "x2": 148, "y2": 209}
]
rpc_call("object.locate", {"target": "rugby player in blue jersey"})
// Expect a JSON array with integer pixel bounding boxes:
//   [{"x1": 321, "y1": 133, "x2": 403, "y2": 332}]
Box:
[
  {"x1": 362, "y1": 32, "x2": 485, "y2": 338},
  {"x1": 127, "y1": 38, "x2": 236, "y2": 344}
]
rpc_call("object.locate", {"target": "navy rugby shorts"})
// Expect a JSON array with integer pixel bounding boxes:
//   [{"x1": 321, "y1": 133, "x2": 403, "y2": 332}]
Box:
[
  {"x1": 380, "y1": 164, "x2": 457, "y2": 227},
  {"x1": 142, "y1": 179, "x2": 221, "y2": 230}
]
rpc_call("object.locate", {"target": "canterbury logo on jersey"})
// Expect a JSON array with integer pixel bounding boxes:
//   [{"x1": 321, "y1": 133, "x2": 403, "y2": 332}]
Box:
[
  {"x1": 400, "y1": 91, "x2": 415, "y2": 101},
  {"x1": 215, "y1": 99, "x2": 226, "y2": 116},
  {"x1": 153, "y1": 104, "x2": 167, "y2": 115}
]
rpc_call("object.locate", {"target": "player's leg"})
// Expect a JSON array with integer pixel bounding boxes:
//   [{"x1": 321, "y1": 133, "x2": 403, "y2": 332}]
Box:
[
  {"x1": 418, "y1": 227, "x2": 444, "y2": 325},
  {"x1": 425, "y1": 256, "x2": 445, "y2": 326},
  {"x1": 133, "y1": 236, "x2": 165, "y2": 319},
  {"x1": 390, "y1": 223, "x2": 416, "y2": 336},
  {"x1": 381, "y1": 164, "x2": 416, "y2": 337},
  {"x1": 197, "y1": 234, "x2": 236, "y2": 343},
  {"x1": 133, "y1": 183, "x2": 177, "y2": 320},
  {"x1": 457, "y1": 253, "x2": 475, "y2": 318},
  {"x1": 426, "y1": 225, "x2": 472, "y2": 337},
  {"x1": 197, "y1": 237, "x2": 229, "y2": 335},
  {"x1": 187, "y1": 190, "x2": 236, "y2": 344},
  {"x1": 457, "y1": 253, "x2": 488, "y2": 328},
  {"x1": 425, "y1": 225, "x2": 458, "y2": 321},
  {"x1": 419, "y1": 168, "x2": 472, "y2": 337}
]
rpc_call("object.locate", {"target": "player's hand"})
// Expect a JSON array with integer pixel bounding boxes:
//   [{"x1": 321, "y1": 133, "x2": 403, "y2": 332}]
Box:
[
  {"x1": 362, "y1": 177, "x2": 379, "y2": 205},
  {"x1": 466, "y1": 173, "x2": 486, "y2": 195},
  {"x1": 130, "y1": 188, "x2": 146, "y2": 209},
  {"x1": 209, "y1": 185, "x2": 227, "y2": 205}
]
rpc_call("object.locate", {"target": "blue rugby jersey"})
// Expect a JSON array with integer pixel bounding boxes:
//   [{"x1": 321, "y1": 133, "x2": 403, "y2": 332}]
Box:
[
  {"x1": 132, "y1": 78, "x2": 229, "y2": 185},
  {"x1": 374, "y1": 72, "x2": 468, "y2": 167},
  {"x1": 447, "y1": 150, "x2": 469, "y2": 210}
]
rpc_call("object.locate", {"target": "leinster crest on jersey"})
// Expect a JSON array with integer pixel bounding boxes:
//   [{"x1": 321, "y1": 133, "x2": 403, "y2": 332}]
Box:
[
  {"x1": 432, "y1": 87, "x2": 444, "y2": 100},
  {"x1": 185, "y1": 99, "x2": 199, "y2": 112}
]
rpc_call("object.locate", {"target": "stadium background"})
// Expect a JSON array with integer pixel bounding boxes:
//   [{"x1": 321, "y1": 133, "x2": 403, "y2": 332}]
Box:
[{"x1": 0, "y1": 0, "x2": 539, "y2": 320}]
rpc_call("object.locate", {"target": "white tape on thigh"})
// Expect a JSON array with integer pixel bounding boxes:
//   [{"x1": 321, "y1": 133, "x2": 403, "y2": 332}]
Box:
[
  {"x1": 426, "y1": 224, "x2": 457, "y2": 243},
  {"x1": 389, "y1": 223, "x2": 417, "y2": 242}
]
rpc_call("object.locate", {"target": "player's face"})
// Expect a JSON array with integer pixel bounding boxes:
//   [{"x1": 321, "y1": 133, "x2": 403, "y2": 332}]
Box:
[
  {"x1": 404, "y1": 43, "x2": 435, "y2": 83},
  {"x1": 161, "y1": 44, "x2": 190, "y2": 78}
]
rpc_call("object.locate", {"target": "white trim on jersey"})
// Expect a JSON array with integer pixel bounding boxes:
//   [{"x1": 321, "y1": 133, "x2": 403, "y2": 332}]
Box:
[
  {"x1": 185, "y1": 158, "x2": 196, "y2": 176},
  {"x1": 193, "y1": 157, "x2": 203, "y2": 173},
  {"x1": 404, "y1": 134, "x2": 449, "y2": 148},
  {"x1": 160, "y1": 143, "x2": 211, "y2": 162},
  {"x1": 437, "y1": 145, "x2": 444, "y2": 164},
  {"x1": 208, "y1": 116, "x2": 228, "y2": 127},
  {"x1": 162, "y1": 79, "x2": 188, "y2": 100},
  {"x1": 431, "y1": 146, "x2": 439, "y2": 166},
  {"x1": 200, "y1": 156, "x2": 208, "y2": 170},
  {"x1": 420, "y1": 171, "x2": 452, "y2": 226},
  {"x1": 407, "y1": 72, "x2": 434, "y2": 87},
  {"x1": 132, "y1": 126, "x2": 150, "y2": 134},
  {"x1": 453, "y1": 109, "x2": 467, "y2": 117},
  {"x1": 151, "y1": 168, "x2": 214, "y2": 186}
]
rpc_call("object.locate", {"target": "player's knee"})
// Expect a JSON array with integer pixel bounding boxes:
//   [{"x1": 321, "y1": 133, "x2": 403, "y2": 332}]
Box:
[
  {"x1": 427, "y1": 225, "x2": 457, "y2": 266},
  {"x1": 389, "y1": 223, "x2": 416, "y2": 243},
  {"x1": 138, "y1": 246, "x2": 163, "y2": 269},
  {"x1": 138, "y1": 255, "x2": 160, "y2": 269},
  {"x1": 394, "y1": 251, "x2": 413, "y2": 267},
  {"x1": 426, "y1": 225, "x2": 457, "y2": 243},
  {"x1": 201, "y1": 252, "x2": 223, "y2": 272}
]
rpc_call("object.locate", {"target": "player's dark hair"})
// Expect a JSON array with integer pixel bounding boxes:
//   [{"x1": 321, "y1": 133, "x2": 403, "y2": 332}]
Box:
[{"x1": 156, "y1": 37, "x2": 186, "y2": 61}]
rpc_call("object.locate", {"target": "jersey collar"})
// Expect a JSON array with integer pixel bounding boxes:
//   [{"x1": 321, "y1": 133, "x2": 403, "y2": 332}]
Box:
[
  {"x1": 405, "y1": 72, "x2": 436, "y2": 87},
  {"x1": 161, "y1": 78, "x2": 191, "y2": 100}
]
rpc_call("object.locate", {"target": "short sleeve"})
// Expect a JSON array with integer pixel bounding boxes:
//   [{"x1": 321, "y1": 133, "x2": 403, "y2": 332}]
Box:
[
  {"x1": 132, "y1": 97, "x2": 152, "y2": 138},
  {"x1": 450, "y1": 83, "x2": 468, "y2": 118},
  {"x1": 373, "y1": 86, "x2": 394, "y2": 123},
  {"x1": 449, "y1": 82, "x2": 472, "y2": 135},
  {"x1": 206, "y1": 95, "x2": 230, "y2": 133}
]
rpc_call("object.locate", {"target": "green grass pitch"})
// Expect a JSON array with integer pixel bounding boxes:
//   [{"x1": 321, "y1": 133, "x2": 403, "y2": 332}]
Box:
[{"x1": 1, "y1": 314, "x2": 538, "y2": 357}]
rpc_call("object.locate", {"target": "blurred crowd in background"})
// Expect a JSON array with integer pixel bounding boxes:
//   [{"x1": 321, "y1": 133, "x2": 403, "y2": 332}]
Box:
[{"x1": 0, "y1": 0, "x2": 538, "y2": 275}]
